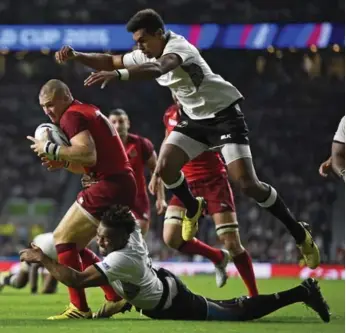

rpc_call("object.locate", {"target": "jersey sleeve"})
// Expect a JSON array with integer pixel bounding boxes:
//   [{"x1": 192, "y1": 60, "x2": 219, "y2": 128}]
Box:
[
  {"x1": 140, "y1": 137, "x2": 155, "y2": 163},
  {"x1": 162, "y1": 38, "x2": 194, "y2": 64},
  {"x1": 122, "y1": 50, "x2": 148, "y2": 67},
  {"x1": 94, "y1": 252, "x2": 131, "y2": 282},
  {"x1": 333, "y1": 116, "x2": 345, "y2": 144},
  {"x1": 60, "y1": 111, "x2": 89, "y2": 139}
]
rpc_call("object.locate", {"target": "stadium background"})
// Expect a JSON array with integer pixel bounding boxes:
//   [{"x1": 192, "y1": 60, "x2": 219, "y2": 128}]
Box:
[{"x1": 0, "y1": 0, "x2": 344, "y2": 281}]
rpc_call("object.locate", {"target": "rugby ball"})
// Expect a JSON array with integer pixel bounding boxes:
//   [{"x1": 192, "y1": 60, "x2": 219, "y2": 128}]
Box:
[{"x1": 34, "y1": 123, "x2": 70, "y2": 146}]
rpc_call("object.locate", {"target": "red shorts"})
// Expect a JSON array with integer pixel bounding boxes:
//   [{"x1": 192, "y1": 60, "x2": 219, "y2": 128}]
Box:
[
  {"x1": 169, "y1": 174, "x2": 235, "y2": 215},
  {"x1": 132, "y1": 193, "x2": 150, "y2": 221},
  {"x1": 77, "y1": 172, "x2": 137, "y2": 220}
]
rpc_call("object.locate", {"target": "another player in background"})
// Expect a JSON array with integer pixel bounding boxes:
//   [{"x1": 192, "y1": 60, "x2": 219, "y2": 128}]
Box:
[
  {"x1": 20, "y1": 205, "x2": 330, "y2": 323},
  {"x1": 27, "y1": 79, "x2": 136, "y2": 319},
  {"x1": 149, "y1": 102, "x2": 258, "y2": 295},
  {"x1": 0, "y1": 233, "x2": 57, "y2": 294},
  {"x1": 319, "y1": 116, "x2": 345, "y2": 181},
  {"x1": 55, "y1": 8, "x2": 320, "y2": 270},
  {"x1": 108, "y1": 108, "x2": 167, "y2": 235}
]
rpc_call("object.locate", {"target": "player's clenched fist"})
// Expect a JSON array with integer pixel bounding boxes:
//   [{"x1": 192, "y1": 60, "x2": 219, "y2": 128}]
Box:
[{"x1": 55, "y1": 45, "x2": 76, "y2": 64}]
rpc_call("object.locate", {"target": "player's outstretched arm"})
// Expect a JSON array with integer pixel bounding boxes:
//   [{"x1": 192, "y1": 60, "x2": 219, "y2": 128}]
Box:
[
  {"x1": 55, "y1": 46, "x2": 125, "y2": 71},
  {"x1": 84, "y1": 53, "x2": 182, "y2": 87},
  {"x1": 20, "y1": 244, "x2": 108, "y2": 289},
  {"x1": 331, "y1": 142, "x2": 345, "y2": 180}
]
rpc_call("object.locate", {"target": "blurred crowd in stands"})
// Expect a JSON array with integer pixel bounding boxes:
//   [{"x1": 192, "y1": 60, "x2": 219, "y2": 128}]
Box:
[
  {"x1": 0, "y1": 0, "x2": 343, "y2": 24},
  {"x1": 0, "y1": 46, "x2": 344, "y2": 264}
]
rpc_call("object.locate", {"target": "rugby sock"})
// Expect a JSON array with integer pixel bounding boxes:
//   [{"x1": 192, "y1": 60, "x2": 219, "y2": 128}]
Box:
[
  {"x1": 164, "y1": 172, "x2": 199, "y2": 217},
  {"x1": 236, "y1": 286, "x2": 308, "y2": 320},
  {"x1": 79, "y1": 248, "x2": 122, "y2": 302},
  {"x1": 233, "y1": 251, "x2": 258, "y2": 296},
  {"x1": 56, "y1": 243, "x2": 89, "y2": 312},
  {"x1": 257, "y1": 184, "x2": 306, "y2": 244},
  {"x1": 178, "y1": 238, "x2": 224, "y2": 264}
]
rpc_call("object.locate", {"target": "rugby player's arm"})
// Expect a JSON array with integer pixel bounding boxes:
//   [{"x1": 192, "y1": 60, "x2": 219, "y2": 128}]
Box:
[
  {"x1": 146, "y1": 151, "x2": 166, "y2": 201},
  {"x1": 59, "y1": 130, "x2": 97, "y2": 167},
  {"x1": 40, "y1": 255, "x2": 108, "y2": 288},
  {"x1": 126, "y1": 53, "x2": 182, "y2": 80},
  {"x1": 28, "y1": 263, "x2": 40, "y2": 294},
  {"x1": 74, "y1": 52, "x2": 125, "y2": 71},
  {"x1": 331, "y1": 141, "x2": 345, "y2": 180}
]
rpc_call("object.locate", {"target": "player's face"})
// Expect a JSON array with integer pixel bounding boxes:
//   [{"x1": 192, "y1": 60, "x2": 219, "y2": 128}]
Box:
[
  {"x1": 39, "y1": 93, "x2": 66, "y2": 124},
  {"x1": 133, "y1": 29, "x2": 164, "y2": 58},
  {"x1": 96, "y1": 224, "x2": 126, "y2": 255},
  {"x1": 108, "y1": 114, "x2": 129, "y2": 137}
]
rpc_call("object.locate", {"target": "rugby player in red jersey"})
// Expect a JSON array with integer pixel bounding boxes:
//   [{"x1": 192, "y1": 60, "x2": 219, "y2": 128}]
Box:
[
  {"x1": 27, "y1": 79, "x2": 136, "y2": 319},
  {"x1": 108, "y1": 108, "x2": 167, "y2": 235},
  {"x1": 149, "y1": 103, "x2": 258, "y2": 295}
]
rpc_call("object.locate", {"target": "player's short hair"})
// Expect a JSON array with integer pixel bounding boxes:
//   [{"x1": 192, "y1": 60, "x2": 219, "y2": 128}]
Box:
[
  {"x1": 109, "y1": 108, "x2": 128, "y2": 117},
  {"x1": 126, "y1": 9, "x2": 165, "y2": 35},
  {"x1": 101, "y1": 205, "x2": 136, "y2": 236}
]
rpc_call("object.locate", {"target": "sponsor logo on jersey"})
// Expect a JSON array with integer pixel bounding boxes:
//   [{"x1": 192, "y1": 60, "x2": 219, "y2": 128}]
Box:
[
  {"x1": 78, "y1": 196, "x2": 84, "y2": 204},
  {"x1": 102, "y1": 262, "x2": 111, "y2": 270},
  {"x1": 128, "y1": 148, "x2": 138, "y2": 158}
]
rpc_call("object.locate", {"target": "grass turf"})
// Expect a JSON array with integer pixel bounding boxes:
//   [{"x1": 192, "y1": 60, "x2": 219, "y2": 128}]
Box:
[{"x1": 0, "y1": 276, "x2": 344, "y2": 333}]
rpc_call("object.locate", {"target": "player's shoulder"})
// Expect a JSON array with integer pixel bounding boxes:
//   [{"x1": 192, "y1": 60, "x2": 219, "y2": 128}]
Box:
[
  {"x1": 66, "y1": 100, "x2": 98, "y2": 115},
  {"x1": 165, "y1": 31, "x2": 190, "y2": 48}
]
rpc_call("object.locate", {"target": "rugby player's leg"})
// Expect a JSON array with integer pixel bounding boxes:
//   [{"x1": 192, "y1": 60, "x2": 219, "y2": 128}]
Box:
[
  {"x1": 221, "y1": 144, "x2": 320, "y2": 269},
  {"x1": 137, "y1": 219, "x2": 150, "y2": 236},
  {"x1": 163, "y1": 205, "x2": 225, "y2": 280},
  {"x1": 214, "y1": 211, "x2": 258, "y2": 296},
  {"x1": 157, "y1": 133, "x2": 208, "y2": 240},
  {"x1": 79, "y1": 248, "x2": 121, "y2": 301},
  {"x1": 206, "y1": 279, "x2": 329, "y2": 322},
  {"x1": 53, "y1": 201, "x2": 98, "y2": 315}
]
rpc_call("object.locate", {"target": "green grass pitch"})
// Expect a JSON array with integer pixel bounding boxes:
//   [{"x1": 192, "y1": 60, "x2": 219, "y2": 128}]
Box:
[{"x1": 0, "y1": 276, "x2": 344, "y2": 333}]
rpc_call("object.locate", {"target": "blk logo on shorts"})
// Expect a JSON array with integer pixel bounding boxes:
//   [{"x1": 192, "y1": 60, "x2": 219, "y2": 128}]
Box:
[{"x1": 221, "y1": 134, "x2": 232, "y2": 140}]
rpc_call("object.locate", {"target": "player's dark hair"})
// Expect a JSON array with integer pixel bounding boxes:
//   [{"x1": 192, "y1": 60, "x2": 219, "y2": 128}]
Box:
[
  {"x1": 109, "y1": 108, "x2": 128, "y2": 117},
  {"x1": 101, "y1": 205, "x2": 136, "y2": 237},
  {"x1": 126, "y1": 9, "x2": 165, "y2": 35}
]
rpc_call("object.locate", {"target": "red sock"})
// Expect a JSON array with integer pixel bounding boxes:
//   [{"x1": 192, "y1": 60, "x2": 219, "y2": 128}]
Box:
[
  {"x1": 56, "y1": 243, "x2": 89, "y2": 311},
  {"x1": 79, "y1": 248, "x2": 122, "y2": 302},
  {"x1": 178, "y1": 238, "x2": 223, "y2": 264},
  {"x1": 233, "y1": 250, "x2": 258, "y2": 297}
]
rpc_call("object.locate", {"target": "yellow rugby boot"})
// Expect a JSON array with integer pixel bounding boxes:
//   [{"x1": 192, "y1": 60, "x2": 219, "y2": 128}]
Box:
[
  {"x1": 182, "y1": 197, "x2": 206, "y2": 241},
  {"x1": 296, "y1": 222, "x2": 320, "y2": 269},
  {"x1": 47, "y1": 303, "x2": 92, "y2": 320}
]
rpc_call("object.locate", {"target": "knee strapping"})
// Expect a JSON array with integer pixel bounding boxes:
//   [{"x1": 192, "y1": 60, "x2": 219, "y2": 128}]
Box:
[{"x1": 216, "y1": 223, "x2": 239, "y2": 236}]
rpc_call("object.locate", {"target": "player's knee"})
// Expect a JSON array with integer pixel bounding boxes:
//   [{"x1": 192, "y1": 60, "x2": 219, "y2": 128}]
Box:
[
  {"x1": 216, "y1": 223, "x2": 244, "y2": 256},
  {"x1": 163, "y1": 209, "x2": 184, "y2": 249},
  {"x1": 236, "y1": 177, "x2": 263, "y2": 198}
]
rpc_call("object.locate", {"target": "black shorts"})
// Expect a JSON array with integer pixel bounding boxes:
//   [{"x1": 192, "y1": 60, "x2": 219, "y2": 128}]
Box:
[
  {"x1": 141, "y1": 268, "x2": 208, "y2": 320},
  {"x1": 173, "y1": 101, "x2": 249, "y2": 148}
]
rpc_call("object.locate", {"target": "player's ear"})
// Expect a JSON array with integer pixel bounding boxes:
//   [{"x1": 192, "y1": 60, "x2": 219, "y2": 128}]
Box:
[{"x1": 126, "y1": 118, "x2": 131, "y2": 129}]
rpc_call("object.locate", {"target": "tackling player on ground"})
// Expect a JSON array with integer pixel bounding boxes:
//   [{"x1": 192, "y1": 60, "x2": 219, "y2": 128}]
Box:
[
  {"x1": 108, "y1": 108, "x2": 167, "y2": 235},
  {"x1": 20, "y1": 205, "x2": 330, "y2": 323},
  {"x1": 27, "y1": 79, "x2": 136, "y2": 319},
  {"x1": 55, "y1": 9, "x2": 320, "y2": 270},
  {"x1": 149, "y1": 102, "x2": 258, "y2": 294}
]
